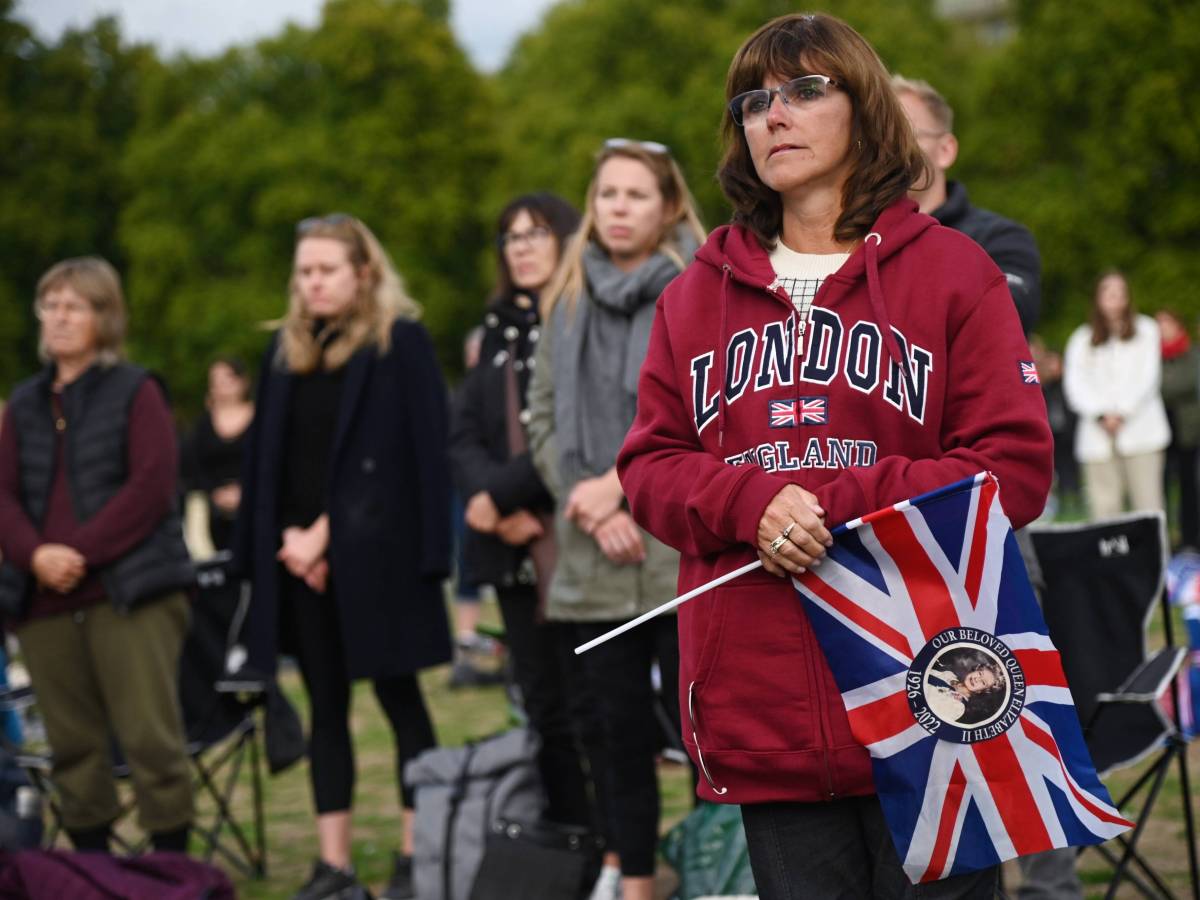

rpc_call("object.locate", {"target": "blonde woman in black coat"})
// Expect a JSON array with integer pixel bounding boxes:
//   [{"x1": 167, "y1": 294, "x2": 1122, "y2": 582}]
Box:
[{"x1": 234, "y1": 214, "x2": 452, "y2": 900}]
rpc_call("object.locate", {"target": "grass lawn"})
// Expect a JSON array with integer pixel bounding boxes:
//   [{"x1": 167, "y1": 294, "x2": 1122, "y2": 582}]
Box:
[
  {"x1": 38, "y1": 591, "x2": 1199, "y2": 898},
  {"x1": 220, "y1": 667, "x2": 1199, "y2": 898},
  {"x1": 218, "y1": 660, "x2": 694, "y2": 899},
  {"x1": 167, "y1": 595, "x2": 695, "y2": 899}
]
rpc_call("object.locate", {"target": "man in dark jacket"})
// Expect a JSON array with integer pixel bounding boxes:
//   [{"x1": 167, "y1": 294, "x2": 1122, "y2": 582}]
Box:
[
  {"x1": 895, "y1": 76, "x2": 1079, "y2": 900},
  {"x1": 893, "y1": 75, "x2": 1041, "y2": 336}
]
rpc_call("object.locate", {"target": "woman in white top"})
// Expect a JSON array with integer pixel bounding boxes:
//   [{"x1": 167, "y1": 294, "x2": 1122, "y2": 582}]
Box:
[{"x1": 1063, "y1": 270, "x2": 1171, "y2": 517}]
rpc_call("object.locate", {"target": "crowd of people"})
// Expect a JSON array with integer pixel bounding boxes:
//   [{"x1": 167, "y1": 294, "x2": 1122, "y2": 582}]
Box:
[{"x1": 0, "y1": 11, "x2": 1194, "y2": 900}]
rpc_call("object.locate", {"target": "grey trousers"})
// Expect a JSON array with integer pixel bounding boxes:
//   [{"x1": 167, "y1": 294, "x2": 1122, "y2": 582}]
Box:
[{"x1": 1016, "y1": 848, "x2": 1083, "y2": 899}]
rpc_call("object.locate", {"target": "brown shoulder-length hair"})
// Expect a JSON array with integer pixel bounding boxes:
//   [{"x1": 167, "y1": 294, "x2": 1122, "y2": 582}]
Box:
[
  {"x1": 489, "y1": 192, "x2": 581, "y2": 305},
  {"x1": 35, "y1": 256, "x2": 127, "y2": 366},
  {"x1": 274, "y1": 215, "x2": 420, "y2": 374},
  {"x1": 1089, "y1": 269, "x2": 1135, "y2": 345},
  {"x1": 718, "y1": 13, "x2": 929, "y2": 248}
]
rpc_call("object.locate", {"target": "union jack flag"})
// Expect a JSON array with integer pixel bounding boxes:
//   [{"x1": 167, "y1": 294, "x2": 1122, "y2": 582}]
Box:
[
  {"x1": 1166, "y1": 605, "x2": 1200, "y2": 739},
  {"x1": 793, "y1": 473, "x2": 1131, "y2": 882},
  {"x1": 1019, "y1": 361, "x2": 1041, "y2": 385},
  {"x1": 769, "y1": 399, "x2": 797, "y2": 428},
  {"x1": 769, "y1": 397, "x2": 829, "y2": 428},
  {"x1": 797, "y1": 396, "x2": 828, "y2": 424}
]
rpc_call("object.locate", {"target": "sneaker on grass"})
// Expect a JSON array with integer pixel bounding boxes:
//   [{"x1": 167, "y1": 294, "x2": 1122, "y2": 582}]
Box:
[{"x1": 290, "y1": 859, "x2": 370, "y2": 900}]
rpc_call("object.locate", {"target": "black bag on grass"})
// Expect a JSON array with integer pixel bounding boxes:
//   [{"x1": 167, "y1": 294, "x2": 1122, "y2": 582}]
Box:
[{"x1": 470, "y1": 817, "x2": 603, "y2": 900}]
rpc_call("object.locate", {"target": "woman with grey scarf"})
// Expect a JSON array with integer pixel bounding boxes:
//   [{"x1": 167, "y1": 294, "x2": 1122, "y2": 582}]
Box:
[{"x1": 527, "y1": 139, "x2": 706, "y2": 900}]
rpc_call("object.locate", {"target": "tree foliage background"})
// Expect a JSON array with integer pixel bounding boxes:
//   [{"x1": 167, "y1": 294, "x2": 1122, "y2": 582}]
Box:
[{"x1": 1, "y1": 0, "x2": 1195, "y2": 415}]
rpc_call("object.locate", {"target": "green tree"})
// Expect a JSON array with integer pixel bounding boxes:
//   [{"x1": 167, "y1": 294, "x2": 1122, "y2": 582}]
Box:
[
  {"x1": 491, "y1": 0, "x2": 979, "y2": 228},
  {"x1": 0, "y1": 3, "x2": 157, "y2": 395},
  {"x1": 119, "y1": 0, "x2": 496, "y2": 412},
  {"x1": 959, "y1": 0, "x2": 1200, "y2": 345}
]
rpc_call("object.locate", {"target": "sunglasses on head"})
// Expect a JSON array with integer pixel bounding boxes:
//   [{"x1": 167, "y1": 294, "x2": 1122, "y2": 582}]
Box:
[
  {"x1": 296, "y1": 213, "x2": 356, "y2": 235},
  {"x1": 601, "y1": 137, "x2": 671, "y2": 157}
]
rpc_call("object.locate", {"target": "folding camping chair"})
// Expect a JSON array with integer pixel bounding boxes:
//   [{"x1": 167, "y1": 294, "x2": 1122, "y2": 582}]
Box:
[
  {"x1": 1028, "y1": 512, "x2": 1200, "y2": 899},
  {"x1": 0, "y1": 553, "x2": 272, "y2": 879},
  {"x1": 168, "y1": 552, "x2": 270, "y2": 878}
]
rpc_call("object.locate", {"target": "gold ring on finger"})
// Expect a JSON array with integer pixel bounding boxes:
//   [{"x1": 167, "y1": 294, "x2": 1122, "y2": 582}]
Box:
[{"x1": 769, "y1": 532, "x2": 788, "y2": 555}]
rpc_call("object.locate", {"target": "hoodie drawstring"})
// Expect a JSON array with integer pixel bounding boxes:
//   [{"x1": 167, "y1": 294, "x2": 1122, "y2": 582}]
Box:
[
  {"x1": 864, "y1": 231, "x2": 911, "y2": 396},
  {"x1": 718, "y1": 265, "x2": 732, "y2": 448}
]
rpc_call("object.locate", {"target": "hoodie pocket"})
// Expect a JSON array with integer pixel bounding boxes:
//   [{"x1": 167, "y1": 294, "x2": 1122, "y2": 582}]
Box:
[{"x1": 696, "y1": 579, "x2": 817, "y2": 753}]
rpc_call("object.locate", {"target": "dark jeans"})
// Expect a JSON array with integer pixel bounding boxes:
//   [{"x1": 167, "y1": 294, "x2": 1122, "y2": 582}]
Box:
[
  {"x1": 497, "y1": 584, "x2": 596, "y2": 829},
  {"x1": 1166, "y1": 441, "x2": 1200, "y2": 547},
  {"x1": 741, "y1": 796, "x2": 998, "y2": 900},
  {"x1": 572, "y1": 615, "x2": 682, "y2": 877},
  {"x1": 282, "y1": 573, "x2": 437, "y2": 813}
]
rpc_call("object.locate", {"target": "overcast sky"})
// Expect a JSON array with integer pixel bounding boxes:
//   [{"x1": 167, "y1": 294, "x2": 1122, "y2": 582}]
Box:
[{"x1": 14, "y1": 0, "x2": 556, "y2": 71}]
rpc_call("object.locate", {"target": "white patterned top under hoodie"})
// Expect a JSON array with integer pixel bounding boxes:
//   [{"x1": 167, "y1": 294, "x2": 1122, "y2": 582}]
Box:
[{"x1": 768, "y1": 240, "x2": 850, "y2": 352}]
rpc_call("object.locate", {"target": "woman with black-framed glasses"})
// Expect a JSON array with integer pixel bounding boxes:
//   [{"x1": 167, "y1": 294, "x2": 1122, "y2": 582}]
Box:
[
  {"x1": 233, "y1": 214, "x2": 452, "y2": 900},
  {"x1": 526, "y1": 142, "x2": 706, "y2": 900},
  {"x1": 618, "y1": 13, "x2": 1051, "y2": 899},
  {"x1": 449, "y1": 192, "x2": 602, "y2": 835}
]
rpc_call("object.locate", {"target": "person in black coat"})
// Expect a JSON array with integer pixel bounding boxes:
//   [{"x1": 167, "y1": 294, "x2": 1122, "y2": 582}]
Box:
[
  {"x1": 449, "y1": 193, "x2": 604, "y2": 832},
  {"x1": 181, "y1": 357, "x2": 255, "y2": 552},
  {"x1": 232, "y1": 214, "x2": 451, "y2": 900},
  {"x1": 893, "y1": 75, "x2": 1041, "y2": 336}
]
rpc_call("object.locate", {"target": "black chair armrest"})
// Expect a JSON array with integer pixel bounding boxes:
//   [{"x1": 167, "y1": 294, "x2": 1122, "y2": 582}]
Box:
[
  {"x1": 1095, "y1": 646, "x2": 1186, "y2": 704},
  {"x1": 194, "y1": 550, "x2": 235, "y2": 589}
]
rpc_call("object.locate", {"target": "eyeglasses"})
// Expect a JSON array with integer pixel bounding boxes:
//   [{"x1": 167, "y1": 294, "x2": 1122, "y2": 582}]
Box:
[
  {"x1": 35, "y1": 298, "x2": 93, "y2": 320},
  {"x1": 728, "y1": 75, "x2": 839, "y2": 127},
  {"x1": 602, "y1": 137, "x2": 671, "y2": 156},
  {"x1": 296, "y1": 212, "x2": 355, "y2": 235},
  {"x1": 498, "y1": 225, "x2": 554, "y2": 251},
  {"x1": 913, "y1": 129, "x2": 948, "y2": 141}
]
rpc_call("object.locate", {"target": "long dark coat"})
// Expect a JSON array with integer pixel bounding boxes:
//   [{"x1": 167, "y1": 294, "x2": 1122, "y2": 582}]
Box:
[{"x1": 232, "y1": 319, "x2": 453, "y2": 680}]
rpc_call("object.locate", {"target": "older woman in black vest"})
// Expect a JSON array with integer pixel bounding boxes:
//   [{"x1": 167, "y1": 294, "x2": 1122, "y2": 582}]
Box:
[
  {"x1": 0, "y1": 257, "x2": 195, "y2": 853},
  {"x1": 233, "y1": 214, "x2": 452, "y2": 900}
]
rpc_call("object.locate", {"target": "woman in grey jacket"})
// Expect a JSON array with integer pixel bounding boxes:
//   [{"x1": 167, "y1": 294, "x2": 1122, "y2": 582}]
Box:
[{"x1": 527, "y1": 139, "x2": 705, "y2": 900}]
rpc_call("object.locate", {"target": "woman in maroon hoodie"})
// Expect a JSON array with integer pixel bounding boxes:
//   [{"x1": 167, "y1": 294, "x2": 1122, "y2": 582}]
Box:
[{"x1": 618, "y1": 14, "x2": 1052, "y2": 898}]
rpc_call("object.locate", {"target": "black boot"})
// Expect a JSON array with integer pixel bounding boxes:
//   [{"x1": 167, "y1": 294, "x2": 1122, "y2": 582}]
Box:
[
  {"x1": 379, "y1": 852, "x2": 414, "y2": 899},
  {"x1": 151, "y1": 823, "x2": 190, "y2": 853},
  {"x1": 67, "y1": 823, "x2": 111, "y2": 853}
]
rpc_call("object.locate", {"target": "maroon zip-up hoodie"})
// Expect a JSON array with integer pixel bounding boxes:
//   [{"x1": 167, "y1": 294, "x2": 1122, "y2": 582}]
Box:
[{"x1": 618, "y1": 198, "x2": 1052, "y2": 805}]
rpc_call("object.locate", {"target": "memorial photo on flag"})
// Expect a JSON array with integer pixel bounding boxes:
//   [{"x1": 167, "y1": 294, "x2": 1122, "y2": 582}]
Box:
[{"x1": 793, "y1": 472, "x2": 1132, "y2": 883}]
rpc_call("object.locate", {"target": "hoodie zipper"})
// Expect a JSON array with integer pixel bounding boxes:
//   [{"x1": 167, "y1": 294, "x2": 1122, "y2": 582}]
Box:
[
  {"x1": 716, "y1": 242, "x2": 894, "y2": 801},
  {"x1": 762, "y1": 270, "x2": 837, "y2": 798},
  {"x1": 802, "y1": 619, "x2": 837, "y2": 799},
  {"x1": 766, "y1": 277, "x2": 809, "y2": 362}
]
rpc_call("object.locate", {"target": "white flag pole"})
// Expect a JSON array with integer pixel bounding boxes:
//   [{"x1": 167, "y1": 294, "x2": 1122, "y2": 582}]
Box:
[{"x1": 574, "y1": 559, "x2": 764, "y2": 655}]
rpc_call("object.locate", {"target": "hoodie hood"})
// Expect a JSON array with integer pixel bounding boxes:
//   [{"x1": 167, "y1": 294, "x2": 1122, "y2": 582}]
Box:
[
  {"x1": 693, "y1": 198, "x2": 937, "y2": 446},
  {"x1": 694, "y1": 197, "x2": 935, "y2": 290}
]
